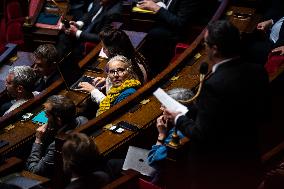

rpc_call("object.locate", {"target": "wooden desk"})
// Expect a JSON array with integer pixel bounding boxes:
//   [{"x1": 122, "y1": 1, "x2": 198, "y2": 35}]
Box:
[{"x1": 227, "y1": 6, "x2": 262, "y2": 34}]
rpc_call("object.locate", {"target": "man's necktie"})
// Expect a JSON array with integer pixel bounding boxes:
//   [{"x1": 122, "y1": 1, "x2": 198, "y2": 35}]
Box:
[
  {"x1": 270, "y1": 17, "x2": 284, "y2": 43},
  {"x1": 85, "y1": 7, "x2": 103, "y2": 33}
]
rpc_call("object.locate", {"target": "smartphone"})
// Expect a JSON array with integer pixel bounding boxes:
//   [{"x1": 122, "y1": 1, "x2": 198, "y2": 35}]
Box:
[
  {"x1": 62, "y1": 18, "x2": 70, "y2": 29},
  {"x1": 117, "y1": 121, "x2": 139, "y2": 132}
]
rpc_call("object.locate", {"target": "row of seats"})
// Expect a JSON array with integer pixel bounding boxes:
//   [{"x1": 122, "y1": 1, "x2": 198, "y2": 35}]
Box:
[{"x1": 0, "y1": 0, "x2": 25, "y2": 54}]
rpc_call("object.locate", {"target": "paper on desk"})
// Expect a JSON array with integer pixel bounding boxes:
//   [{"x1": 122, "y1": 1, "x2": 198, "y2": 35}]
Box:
[
  {"x1": 99, "y1": 48, "x2": 108, "y2": 58},
  {"x1": 132, "y1": 7, "x2": 155, "y2": 14},
  {"x1": 153, "y1": 88, "x2": 188, "y2": 114}
]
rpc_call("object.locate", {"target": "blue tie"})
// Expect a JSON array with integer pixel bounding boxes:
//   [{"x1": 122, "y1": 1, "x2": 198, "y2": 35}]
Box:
[{"x1": 270, "y1": 17, "x2": 284, "y2": 43}]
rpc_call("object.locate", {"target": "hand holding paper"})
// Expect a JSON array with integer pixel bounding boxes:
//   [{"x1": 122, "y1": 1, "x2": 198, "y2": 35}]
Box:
[{"x1": 153, "y1": 88, "x2": 188, "y2": 114}]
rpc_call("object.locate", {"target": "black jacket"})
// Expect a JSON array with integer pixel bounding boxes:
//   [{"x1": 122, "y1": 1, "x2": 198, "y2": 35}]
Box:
[{"x1": 176, "y1": 58, "x2": 270, "y2": 156}]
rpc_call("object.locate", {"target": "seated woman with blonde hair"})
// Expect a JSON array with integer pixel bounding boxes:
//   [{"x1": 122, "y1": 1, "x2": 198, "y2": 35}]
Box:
[{"x1": 78, "y1": 55, "x2": 141, "y2": 115}]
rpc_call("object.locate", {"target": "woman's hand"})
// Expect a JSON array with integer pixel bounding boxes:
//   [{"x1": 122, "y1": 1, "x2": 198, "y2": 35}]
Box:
[
  {"x1": 156, "y1": 115, "x2": 168, "y2": 139},
  {"x1": 93, "y1": 77, "x2": 106, "y2": 90},
  {"x1": 78, "y1": 82, "x2": 95, "y2": 92}
]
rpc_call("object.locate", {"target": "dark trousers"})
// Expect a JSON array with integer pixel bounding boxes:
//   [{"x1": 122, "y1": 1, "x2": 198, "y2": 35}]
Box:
[{"x1": 141, "y1": 26, "x2": 177, "y2": 76}]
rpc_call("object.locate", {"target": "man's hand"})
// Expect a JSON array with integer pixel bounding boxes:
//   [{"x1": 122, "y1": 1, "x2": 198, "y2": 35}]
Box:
[
  {"x1": 272, "y1": 46, "x2": 284, "y2": 55},
  {"x1": 257, "y1": 19, "x2": 273, "y2": 32},
  {"x1": 65, "y1": 25, "x2": 78, "y2": 36},
  {"x1": 69, "y1": 21, "x2": 79, "y2": 28},
  {"x1": 35, "y1": 124, "x2": 48, "y2": 144},
  {"x1": 137, "y1": 0, "x2": 161, "y2": 13},
  {"x1": 163, "y1": 109, "x2": 181, "y2": 124},
  {"x1": 78, "y1": 82, "x2": 95, "y2": 92}
]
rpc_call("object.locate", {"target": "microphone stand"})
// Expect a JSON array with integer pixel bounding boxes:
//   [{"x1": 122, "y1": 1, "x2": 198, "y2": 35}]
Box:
[{"x1": 167, "y1": 62, "x2": 208, "y2": 148}]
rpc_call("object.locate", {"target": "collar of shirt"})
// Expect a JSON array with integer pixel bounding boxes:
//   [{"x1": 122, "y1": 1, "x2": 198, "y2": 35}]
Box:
[
  {"x1": 166, "y1": 0, "x2": 173, "y2": 8},
  {"x1": 212, "y1": 56, "x2": 239, "y2": 73},
  {"x1": 71, "y1": 177, "x2": 80, "y2": 182}
]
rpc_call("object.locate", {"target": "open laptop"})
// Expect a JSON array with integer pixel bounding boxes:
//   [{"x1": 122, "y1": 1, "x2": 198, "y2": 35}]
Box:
[
  {"x1": 122, "y1": 146, "x2": 156, "y2": 177},
  {"x1": 56, "y1": 51, "x2": 104, "y2": 93}
]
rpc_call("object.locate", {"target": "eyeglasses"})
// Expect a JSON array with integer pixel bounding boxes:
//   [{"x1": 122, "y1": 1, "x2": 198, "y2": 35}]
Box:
[{"x1": 108, "y1": 68, "x2": 127, "y2": 76}]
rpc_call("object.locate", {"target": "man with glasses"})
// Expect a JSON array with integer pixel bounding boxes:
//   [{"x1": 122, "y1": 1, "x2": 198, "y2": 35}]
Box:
[
  {"x1": 163, "y1": 20, "x2": 271, "y2": 189},
  {"x1": 0, "y1": 66, "x2": 37, "y2": 116},
  {"x1": 25, "y1": 95, "x2": 87, "y2": 177}
]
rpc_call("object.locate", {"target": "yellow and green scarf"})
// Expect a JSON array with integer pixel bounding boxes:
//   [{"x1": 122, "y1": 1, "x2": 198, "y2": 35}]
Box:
[{"x1": 98, "y1": 79, "x2": 141, "y2": 115}]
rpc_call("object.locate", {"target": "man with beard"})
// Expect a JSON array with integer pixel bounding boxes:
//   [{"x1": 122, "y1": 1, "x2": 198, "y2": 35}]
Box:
[
  {"x1": 25, "y1": 95, "x2": 87, "y2": 177},
  {"x1": 0, "y1": 66, "x2": 37, "y2": 116}
]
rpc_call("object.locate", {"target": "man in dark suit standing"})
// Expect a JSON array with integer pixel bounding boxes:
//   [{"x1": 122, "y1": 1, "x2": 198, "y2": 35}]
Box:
[
  {"x1": 56, "y1": 0, "x2": 122, "y2": 58},
  {"x1": 137, "y1": 0, "x2": 204, "y2": 74},
  {"x1": 164, "y1": 20, "x2": 271, "y2": 189}
]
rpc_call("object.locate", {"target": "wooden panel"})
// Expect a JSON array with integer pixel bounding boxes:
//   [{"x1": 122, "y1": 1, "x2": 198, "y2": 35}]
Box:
[{"x1": 227, "y1": 6, "x2": 262, "y2": 34}]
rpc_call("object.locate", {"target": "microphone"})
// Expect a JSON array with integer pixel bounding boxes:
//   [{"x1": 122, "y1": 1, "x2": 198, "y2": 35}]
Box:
[{"x1": 178, "y1": 62, "x2": 208, "y2": 104}]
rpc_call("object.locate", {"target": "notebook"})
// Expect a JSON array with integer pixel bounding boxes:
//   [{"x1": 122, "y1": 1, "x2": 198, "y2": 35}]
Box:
[
  {"x1": 32, "y1": 110, "x2": 48, "y2": 125},
  {"x1": 0, "y1": 173, "x2": 41, "y2": 189},
  {"x1": 122, "y1": 146, "x2": 156, "y2": 177}
]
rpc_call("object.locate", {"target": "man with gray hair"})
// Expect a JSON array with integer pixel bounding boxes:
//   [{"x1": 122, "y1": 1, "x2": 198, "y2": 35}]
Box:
[{"x1": 0, "y1": 66, "x2": 37, "y2": 116}]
